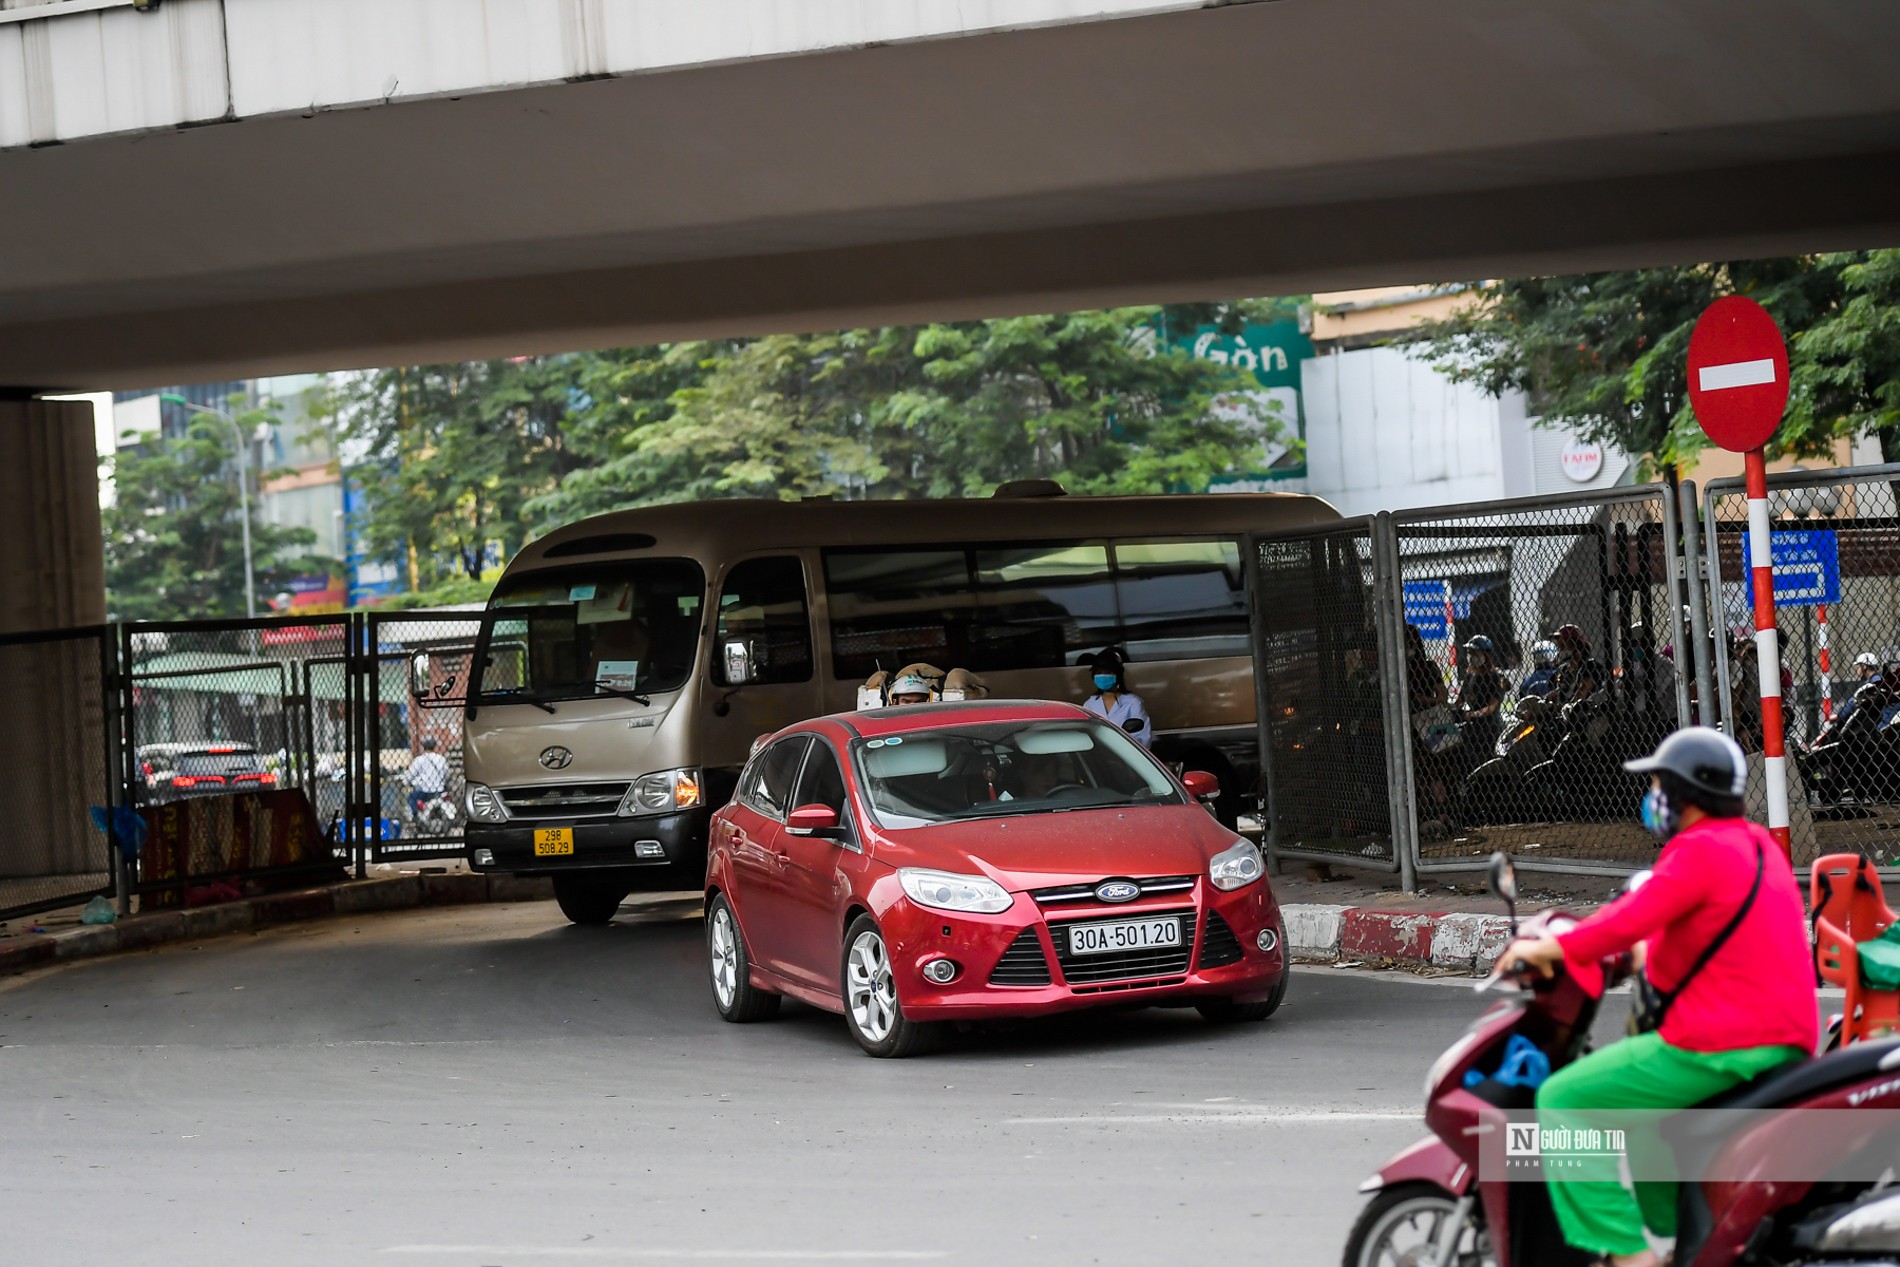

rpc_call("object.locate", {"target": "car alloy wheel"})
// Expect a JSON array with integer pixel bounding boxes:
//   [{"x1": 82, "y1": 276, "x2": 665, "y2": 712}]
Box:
[
  {"x1": 704, "y1": 893, "x2": 780, "y2": 1023},
  {"x1": 846, "y1": 929, "x2": 897, "y2": 1043},
  {"x1": 709, "y1": 904, "x2": 740, "y2": 1010}
]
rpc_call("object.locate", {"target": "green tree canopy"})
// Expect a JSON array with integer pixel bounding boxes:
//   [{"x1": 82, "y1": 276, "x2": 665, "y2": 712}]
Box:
[{"x1": 103, "y1": 410, "x2": 321, "y2": 622}]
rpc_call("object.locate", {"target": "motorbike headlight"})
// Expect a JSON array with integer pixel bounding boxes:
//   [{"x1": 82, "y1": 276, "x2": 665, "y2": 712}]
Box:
[
  {"x1": 619, "y1": 768, "x2": 703, "y2": 816},
  {"x1": 898, "y1": 868, "x2": 1013, "y2": 914},
  {"x1": 465, "y1": 783, "x2": 508, "y2": 824},
  {"x1": 1210, "y1": 838, "x2": 1265, "y2": 891}
]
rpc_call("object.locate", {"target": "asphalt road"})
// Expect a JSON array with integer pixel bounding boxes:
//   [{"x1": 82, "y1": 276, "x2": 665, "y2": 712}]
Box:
[{"x1": 0, "y1": 899, "x2": 1557, "y2": 1266}]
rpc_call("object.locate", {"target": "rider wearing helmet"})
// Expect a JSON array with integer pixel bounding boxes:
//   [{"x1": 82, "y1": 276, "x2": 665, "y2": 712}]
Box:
[
  {"x1": 1453, "y1": 634, "x2": 1507, "y2": 748},
  {"x1": 1548, "y1": 624, "x2": 1603, "y2": 706},
  {"x1": 887, "y1": 673, "x2": 935, "y2": 706},
  {"x1": 1520, "y1": 640, "x2": 1561, "y2": 699},
  {"x1": 1500, "y1": 728, "x2": 1814, "y2": 1267}
]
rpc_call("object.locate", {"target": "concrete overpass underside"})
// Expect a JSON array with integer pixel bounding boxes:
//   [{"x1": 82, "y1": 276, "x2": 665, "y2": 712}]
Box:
[{"x1": 4, "y1": 0, "x2": 1900, "y2": 391}]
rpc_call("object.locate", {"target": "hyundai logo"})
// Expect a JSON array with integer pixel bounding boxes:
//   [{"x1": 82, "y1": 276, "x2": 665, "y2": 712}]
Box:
[
  {"x1": 1095, "y1": 880, "x2": 1141, "y2": 904},
  {"x1": 539, "y1": 746, "x2": 574, "y2": 770}
]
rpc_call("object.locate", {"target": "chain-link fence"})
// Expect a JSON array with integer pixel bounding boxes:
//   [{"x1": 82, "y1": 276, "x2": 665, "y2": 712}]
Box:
[
  {"x1": 1253, "y1": 485, "x2": 1692, "y2": 882},
  {"x1": 1704, "y1": 464, "x2": 1900, "y2": 866},
  {"x1": 0, "y1": 626, "x2": 117, "y2": 921},
  {"x1": 123, "y1": 617, "x2": 353, "y2": 901},
  {"x1": 1249, "y1": 519, "x2": 1401, "y2": 872},
  {"x1": 365, "y1": 611, "x2": 479, "y2": 863},
  {"x1": 1395, "y1": 487, "x2": 1688, "y2": 875}
]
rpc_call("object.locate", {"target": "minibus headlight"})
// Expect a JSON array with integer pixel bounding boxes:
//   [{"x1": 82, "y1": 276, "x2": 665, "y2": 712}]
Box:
[
  {"x1": 620, "y1": 769, "x2": 703, "y2": 816},
  {"x1": 466, "y1": 783, "x2": 509, "y2": 824}
]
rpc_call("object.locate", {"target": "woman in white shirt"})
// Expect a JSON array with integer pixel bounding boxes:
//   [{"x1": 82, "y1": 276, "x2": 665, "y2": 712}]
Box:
[{"x1": 1081, "y1": 648, "x2": 1152, "y2": 746}]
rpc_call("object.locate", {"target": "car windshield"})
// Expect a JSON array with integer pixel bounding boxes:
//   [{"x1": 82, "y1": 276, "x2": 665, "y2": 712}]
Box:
[
  {"x1": 851, "y1": 718, "x2": 1181, "y2": 829},
  {"x1": 477, "y1": 560, "x2": 704, "y2": 703}
]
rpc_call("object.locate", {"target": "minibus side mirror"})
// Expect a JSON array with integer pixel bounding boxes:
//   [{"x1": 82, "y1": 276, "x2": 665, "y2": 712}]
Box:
[
  {"x1": 408, "y1": 651, "x2": 462, "y2": 708},
  {"x1": 723, "y1": 639, "x2": 762, "y2": 685}
]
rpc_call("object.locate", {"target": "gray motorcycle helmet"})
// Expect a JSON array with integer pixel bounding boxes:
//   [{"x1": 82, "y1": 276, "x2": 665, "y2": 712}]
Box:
[{"x1": 1623, "y1": 727, "x2": 1747, "y2": 815}]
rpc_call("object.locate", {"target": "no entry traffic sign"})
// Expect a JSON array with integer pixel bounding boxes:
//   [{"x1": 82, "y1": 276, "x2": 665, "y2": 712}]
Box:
[{"x1": 1687, "y1": 294, "x2": 1789, "y2": 453}]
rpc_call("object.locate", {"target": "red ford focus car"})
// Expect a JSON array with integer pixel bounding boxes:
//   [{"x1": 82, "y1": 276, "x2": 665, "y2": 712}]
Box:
[{"x1": 703, "y1": 700, "x2": 1288, "y2": 1057}]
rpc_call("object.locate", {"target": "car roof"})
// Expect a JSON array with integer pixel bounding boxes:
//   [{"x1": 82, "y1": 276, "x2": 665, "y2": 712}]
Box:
[
  {"x1": 138, "y1": 742, "x2": 259, "y2": 755},
  {"x1": 820, "y1": 698, "x2": 1096, "y2": 739}
]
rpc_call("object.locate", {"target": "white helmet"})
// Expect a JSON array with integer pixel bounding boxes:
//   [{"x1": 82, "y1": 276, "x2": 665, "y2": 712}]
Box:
[
  {"x1": 888, "y1": 673, "x2": 933, "y2": 702},
  {"x1": 1858, "y1": 652, "x2": 1880, "y2": 669},
  {"x1": 1531, "y1": 640, "x2": 1559, "y2": 668}
]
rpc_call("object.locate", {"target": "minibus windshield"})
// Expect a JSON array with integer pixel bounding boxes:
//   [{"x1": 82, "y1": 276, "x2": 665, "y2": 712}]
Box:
[{"x1": 477, "y1": 560, "x2": 704, "y2": 705}]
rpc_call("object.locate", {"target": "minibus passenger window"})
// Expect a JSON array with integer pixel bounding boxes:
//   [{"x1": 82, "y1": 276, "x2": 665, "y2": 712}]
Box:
[
  {"x1": 1111, "y1": 540, "x2": 1249, "y2": 662},
  {"x1": 716, "y1": 557, "x2": 814, "y2": 685},
  {"x1": 974, "y1": 544, "x2": 1114, "y2": 669}
]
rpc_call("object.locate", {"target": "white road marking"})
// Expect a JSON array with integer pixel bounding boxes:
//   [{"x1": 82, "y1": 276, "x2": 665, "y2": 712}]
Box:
[
  {"x1": 382, "y1": 1249, "x2": 948, "y2": 1261},
  {"x1": 1697, "y1": 357, "x2": 1777, "y2": 391}
]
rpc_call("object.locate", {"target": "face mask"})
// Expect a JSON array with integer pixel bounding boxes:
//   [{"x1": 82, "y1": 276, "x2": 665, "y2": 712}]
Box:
[
  {"x1": 1093, "y1": 674, "x2": 1118, "y2": 692},
  {"x1": 1640, "y1": 785, "x2": 1678, "y2": 840}
]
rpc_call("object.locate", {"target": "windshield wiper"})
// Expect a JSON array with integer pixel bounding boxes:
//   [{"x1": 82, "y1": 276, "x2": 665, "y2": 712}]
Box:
[
  {"x1": 592, "y1": 685, "x2": 653, "y2": 707},
  {"x1": 483, "y1": 691, "x2": 558, "y2": 714}
]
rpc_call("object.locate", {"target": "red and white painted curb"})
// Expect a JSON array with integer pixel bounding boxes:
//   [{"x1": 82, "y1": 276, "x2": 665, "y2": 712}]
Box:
[{"x1": 1284, "y1": 903, "x2": 1556, "y2": 973}]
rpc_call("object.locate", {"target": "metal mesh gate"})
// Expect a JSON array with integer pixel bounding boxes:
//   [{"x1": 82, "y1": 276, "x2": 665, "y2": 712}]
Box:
[
  {"x1": 1705, "y1": 464, "x2": 1900, "y2": 864},
  {"x1": 1249, "y1": 519, "x2": 1400, "y2": 870},
  {"x1": 364, "y1": 611, "x2": 480, "y2": 863},
  {"x1": 1394, "y1": 487, "x2": 1689, "y2": 875}
]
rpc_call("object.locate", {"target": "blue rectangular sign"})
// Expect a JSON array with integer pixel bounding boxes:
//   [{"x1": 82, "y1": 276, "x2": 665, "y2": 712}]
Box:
[{"x1": 1743, "y1": 528, "x2": 1841, "y2": 608}]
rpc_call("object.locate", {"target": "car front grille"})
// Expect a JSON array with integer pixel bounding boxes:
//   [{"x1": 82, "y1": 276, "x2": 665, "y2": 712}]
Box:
[
  {"x1": 988, "y1": 928, "x2": 1053, "y2": 986},
  {"x1": 1199, "y1": 912, "x2": 1244, "y2": 968},
  {"x1": 1030, "y1": 875, "x2": 1197, "y2": 905},
  {"x1": 497, "y1": 782, "x2": 629, "y2": 819},
  {"x1": 1049, "y1": 910, "x2": 1197, "y2": 985}
]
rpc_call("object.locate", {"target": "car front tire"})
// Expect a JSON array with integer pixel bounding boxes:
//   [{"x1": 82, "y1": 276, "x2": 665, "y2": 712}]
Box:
[
  {"x1": 706, "y1": 893, "x2": 781, "y2": 1023},
  {"x1": 841, "y1": 914, "x2": 938, "y2": 1058}
]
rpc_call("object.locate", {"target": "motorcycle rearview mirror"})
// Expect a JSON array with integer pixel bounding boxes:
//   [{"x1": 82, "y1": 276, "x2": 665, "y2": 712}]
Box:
[
  {"x1": 1121, "y1": 717, "x2": 1144, "y2": 734},
  {"x1": 1487, "y1": 850, "x2": 1519, "y2": 935}
]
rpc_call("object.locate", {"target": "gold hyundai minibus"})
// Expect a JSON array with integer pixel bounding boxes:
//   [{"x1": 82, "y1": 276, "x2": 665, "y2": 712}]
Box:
[{"x1": 450, "y1": 488, "x2": 1336, "y2": 923}]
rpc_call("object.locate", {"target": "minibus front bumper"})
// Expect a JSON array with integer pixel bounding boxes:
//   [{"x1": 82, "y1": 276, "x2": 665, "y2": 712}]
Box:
[{"x1": 466, "y1": 807, "x2": 709, "y2": 876}]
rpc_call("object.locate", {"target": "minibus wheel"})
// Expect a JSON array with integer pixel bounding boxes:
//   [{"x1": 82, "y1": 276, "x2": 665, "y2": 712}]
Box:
[{"x1": 553, "y1": 874, "x2": 630, "y2": 925}]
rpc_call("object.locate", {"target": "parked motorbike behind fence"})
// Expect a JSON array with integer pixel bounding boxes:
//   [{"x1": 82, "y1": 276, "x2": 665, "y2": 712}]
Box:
[
  {"x1": 405, "y1": 790, "x2": 458, "y2": 835},
  {"x1": 1344, "y1": 852, "x2": 1900, "y2": 1267},
  {"x1": 1797, "y1": 679, "x2": 1900, "y2": 807},
  {"x1": 1458, "y1": 690, "x2": 1644, "y2": 827}
]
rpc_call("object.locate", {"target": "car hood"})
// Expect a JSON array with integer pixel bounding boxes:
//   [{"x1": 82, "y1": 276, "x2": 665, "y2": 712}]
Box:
[{"x1": 870, "y1": 805, "x2": 1236, "y2": 891}]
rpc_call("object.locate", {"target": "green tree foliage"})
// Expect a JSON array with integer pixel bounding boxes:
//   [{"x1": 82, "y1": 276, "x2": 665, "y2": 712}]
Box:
[
  {"x1": 338, "y1": 358, "x2": 578, "y2": 586},
  {"x1": 342, "y1": 307, "x2": 1286, "y2": 566},
  {"x1": 102, "y1": 411, "x2": 320, "y2": 621},
  {"x1": 1404, "y1": 258, "x2": 1858, "y2": 471},
  {"x1": 1790, "y1": 250, "x2": 1900, "y2": 460}
]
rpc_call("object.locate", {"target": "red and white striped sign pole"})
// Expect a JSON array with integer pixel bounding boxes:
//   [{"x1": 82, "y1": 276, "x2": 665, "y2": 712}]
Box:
[
  {"x1": 1743, "y1": 454, "x2": 1792, "y2": 854},
  {"x1": 1818, "y1": 604, "x2": 1832, "y2": 722},
  {"x1": 1688, "y1": 295, "x2": 1794, "y2": 856}
]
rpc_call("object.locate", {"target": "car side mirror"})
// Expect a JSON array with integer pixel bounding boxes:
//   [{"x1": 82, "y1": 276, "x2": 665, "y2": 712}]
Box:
[
  {"x1": 786, "y1": 803, "x2": 848, "y2": 840},
  {"x1": 1181, "y1": 770, "x2": 1220, "y2": 802},
  {"x1": 723, "y1": 638, "x2": 761, "y2": 685},
  {"x1": 1121, "y1": 717, "x2": 1144, "y2": 734}
]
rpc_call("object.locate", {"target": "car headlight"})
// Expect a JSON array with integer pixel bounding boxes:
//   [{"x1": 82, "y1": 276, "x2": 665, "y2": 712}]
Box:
[
  {"x1": 619, "y1": 768, "x2": 703, "y2": 816},
  {"x1": 465, "y1": 783, "x2": 508, "y2": 824},
  {"x1": 1210, "y1": 838, "x2": 1264, "y2": 891},
  {"x1": 898, "y1": 868, "x2": 1013, "y2": 914}
]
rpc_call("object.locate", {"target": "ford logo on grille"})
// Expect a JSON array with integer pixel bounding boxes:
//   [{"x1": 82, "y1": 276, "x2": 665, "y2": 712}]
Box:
[
  {"x1": 539, "y1": 746, "x2": 574, "y2": 770},
  {"x1": 1095, "y1": 880, "x2": 1141, "y2": 904}
]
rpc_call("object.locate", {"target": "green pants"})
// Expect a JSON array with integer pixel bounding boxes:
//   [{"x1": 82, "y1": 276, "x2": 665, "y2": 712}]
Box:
[{"x1": 1534, "y1": 1033, "x2": 1805, "y2": 1257}]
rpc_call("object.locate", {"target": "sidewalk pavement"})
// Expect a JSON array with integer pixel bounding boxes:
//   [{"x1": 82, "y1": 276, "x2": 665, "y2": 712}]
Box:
[
  {"x1": 1273, "y1": 864, "x2": 1621, "y2": 973},
  {"x1": 0, "y1": 871, "x2": 554, "y2": 979}
]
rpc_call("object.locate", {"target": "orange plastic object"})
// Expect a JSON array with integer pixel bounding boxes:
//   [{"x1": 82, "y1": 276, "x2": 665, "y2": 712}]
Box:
[{"x1": 1810, "y1": 854, "x2": 1900, "y2": 1045}]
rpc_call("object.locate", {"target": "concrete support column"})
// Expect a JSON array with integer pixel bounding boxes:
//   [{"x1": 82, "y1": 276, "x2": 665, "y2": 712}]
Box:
[
  {"x1": 0, "y1": 399, "x2": 109, "y2": 913},
  {"x1": 0, "y1": 398, "x2": 106, "y2": 633}
]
